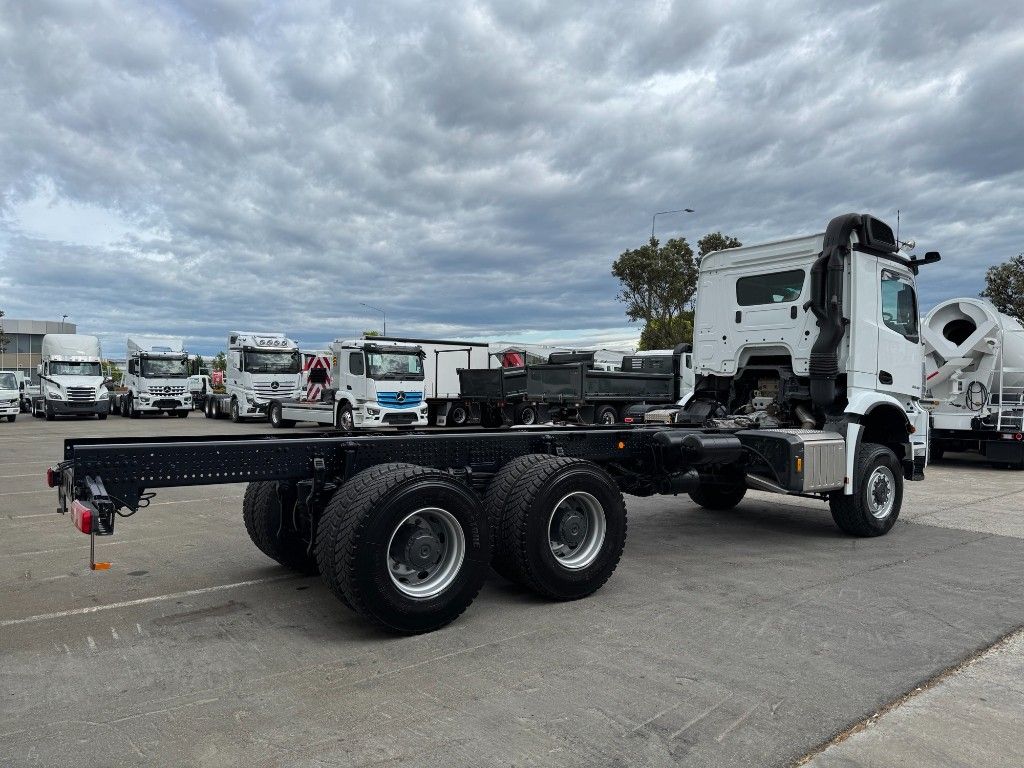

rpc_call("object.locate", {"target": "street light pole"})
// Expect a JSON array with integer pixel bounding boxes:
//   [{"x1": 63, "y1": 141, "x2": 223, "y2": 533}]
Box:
[
  {"x1": 359, "y1": 302, "x2": 387, "y2": 336},
  {"x1": 651, "y1": 208, "x2": 695, "y2": 240},
  {"x1": 60, "y1": 314, "x2": 68, "y2": 332}
]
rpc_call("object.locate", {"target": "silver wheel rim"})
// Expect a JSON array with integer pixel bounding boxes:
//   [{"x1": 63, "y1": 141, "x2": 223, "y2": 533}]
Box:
[
  {"x1": 387, "y1": 507, "x2": 466, "y2": 599},
  {"x1": 521, "y1": 408, "x2": 536, "y2": 425},
  {"x1": 547, "y1": 491, "x2": 606, "y2": 570},
  {"x1": 866, "y1": 465, "x2": 896, "y2": 519},
  {"x1": 340, "y1": 409, "x2": 352, "y2": 429},
  {"x1": 600, "y1": 410, "x2": 615, "y2": 425},
  {"x1": 451, "y1": 407, "x2": 466, "y2": 424},
  {"x1": 271, "y1": 405, "x2": 280, "y2": 425}
]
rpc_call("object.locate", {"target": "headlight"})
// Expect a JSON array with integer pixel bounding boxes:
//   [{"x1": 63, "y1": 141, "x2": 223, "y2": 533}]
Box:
[
  {"x1": 366, "y1": 407, "x2": 381, "y2": 415},
  {"x1": 50, "y1": 390, "x2": 63, "y2": 400}
]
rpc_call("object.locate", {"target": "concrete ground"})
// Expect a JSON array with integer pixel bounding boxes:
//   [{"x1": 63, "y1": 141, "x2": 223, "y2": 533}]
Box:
[{"x1": 0, "y1": 412, "x2": 1021, "y2": 767}]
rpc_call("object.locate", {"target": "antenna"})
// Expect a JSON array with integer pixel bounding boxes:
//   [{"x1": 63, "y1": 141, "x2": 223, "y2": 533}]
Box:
[{"x1": 895, "y1": 209, "x2": 915, "y2": 252}]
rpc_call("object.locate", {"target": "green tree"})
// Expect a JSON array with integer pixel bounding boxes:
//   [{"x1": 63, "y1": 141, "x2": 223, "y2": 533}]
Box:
[
  {"x1": 212, "y1": 351, "x2": 227, "y2": 371},
  {"x1": 612, "y1": 236, "x2": 698, "y2": 350},
  {"x1": 981, "y1": 253, "x2": 1024, "y2": 323},
  {"x1": 697, "y1": 232, "x2": 742, "y2": 259},
  {"x1": 189, "y1": 355, "x2": 206, "y2": 375},
  {"x1": 0, "y1": 309, "x2": 9, "y2": 354},
  {"x1": 363, "y1": 329, "x2": 381, "y2": 337}
]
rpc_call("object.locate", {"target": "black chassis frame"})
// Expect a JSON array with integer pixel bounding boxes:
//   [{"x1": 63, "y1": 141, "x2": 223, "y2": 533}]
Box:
[{"x1": 57, "y1": 424, "x2": 762, "y2": 539}]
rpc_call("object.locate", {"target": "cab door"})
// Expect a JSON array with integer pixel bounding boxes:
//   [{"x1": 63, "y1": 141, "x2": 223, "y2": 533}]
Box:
[
  {"x1": 876, "y1": 265, "x2": 922, "y2": 400},
  {"x1": 344, "y1": 351, "x2": 367, "y2": 403}
]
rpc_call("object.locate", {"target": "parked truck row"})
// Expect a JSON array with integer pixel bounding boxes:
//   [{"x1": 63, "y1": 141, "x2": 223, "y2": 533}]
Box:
[{"x1": 50, "y1": 212, "x2": 942, "y2": 635}]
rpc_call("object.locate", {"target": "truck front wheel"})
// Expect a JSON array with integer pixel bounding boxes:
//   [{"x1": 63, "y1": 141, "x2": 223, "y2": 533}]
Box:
[
  {"x1": 242, "y1": 482, "x2": 318, "y2": 574},
  {"x1": 595, "y1": 405, "x2": 617, "y2": 425},
  {"x1": 268, "y1": 402, "x2": 294, "y2": 428},
  {"x1": 45, "y1": 401, "x2": 55, "y2": 421},
  {"x1": 514, "y1": 403, "x2": 538, "y2": 426},
  {"x1": 492, "y1": 457, "x2": 627, "y2": 600},
  {"x1": 689, "y1": 483, "x2": 746, "y2": 511},
  {"x1": 829, "y1": 443, "x2": 902, "y2": 536},
  {"x1": 335, "y1": 404, "x2": 353, "y2": 431},
  {"x1": 229, "y1": 399, "x2": 242, "y2": 423},
  {"x1": 448, "y1": 404, "x2": 468, "y2": 426},
  {"x1": 6, "y1": 415, "x2": 14, "y2": 423},
  {"x1": 315, "y1": 463, "x2": 490, "y2": 634}
]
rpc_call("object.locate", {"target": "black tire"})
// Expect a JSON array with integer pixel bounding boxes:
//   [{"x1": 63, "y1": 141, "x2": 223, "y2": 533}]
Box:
[
  {"x1": 45, "y1": 401, "x2": 55, "y2": 421},
  {"x1": 494, "y1": 457, "x2": 627, "y2": 600},
  {"x1": 829, "y1": 442, "x2": 903, "y2": 537},
  {"x1": 204, "y1": 398, "x2": 216, "y2": 418},
  {"x1": 480, "y1": 406, "x2": 503, "y2": 428},
  {"x1": 335, "y1": 403, "x2": 353, "y2": 431},
  {"x1": 6, "y1": 415, "x2": 14, "y2": 423},
  {"x1": 929, "y1": 443, "x2": 944, "y2": 462},
  {"x1": 230, "y1": 398, "x2": 242, "y2": 423},
  {"x1": 594, "y1": 405, "x2": 618, "y2": 425},
  {"x1": 268, "y1": 402, "x2": 295, "y2": 428},
  {"x1": 128, "y1": 398, "x2": 140, "y2": 419},
  {"x1": 688, "y1": 482, "x2": 746, "y2": 510},
  {"x1": 315, "y1": 463, "x2": 490, "y2": 634},
  {"x1": 119, "y1": 398, "x2": 128, "y2": 417},
  {"x1": 448, "y1": 404, "x2": 468, "y2": 426},
  {"x1": 175, "y1": 410, "x2": 188, "y2": 418},
  {"x1": 96, "y1": 412, "x2": 107, "y2": 421},
  {"x1": 242, "y1": 482, "x2": 318, "y2": 574},
  {"x1": 514, "y1": 403, "x2": 538, "y2": 426},
  {"x1": 484, "y1": 454, "x2": 562, "y2": 580}
]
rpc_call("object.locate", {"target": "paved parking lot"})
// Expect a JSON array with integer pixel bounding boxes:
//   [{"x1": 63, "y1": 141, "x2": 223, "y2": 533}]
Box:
[{"x1": 1, "y1": 413, "x2": 1022, "y2": 767}]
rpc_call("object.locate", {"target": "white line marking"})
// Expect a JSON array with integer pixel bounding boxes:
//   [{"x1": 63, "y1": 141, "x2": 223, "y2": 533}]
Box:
[
  {"x1": 0, "y1": 490, "x2": 51, "y2": 497},
  {"x1": 11, "y1": 533, "x2": 184, "y2": 557},
  {"x1": 86, "y1": 636, "x2": 97, "y2": 650},
  {"x1": 0, "y1": 575, "x2": 296, "y2": 627},
  {"x1": 110, "y1": 627, "x2": 119, "y2": 640},
  {"x1": 0, "y1": 473, "x2": 43, "y2": 478}
]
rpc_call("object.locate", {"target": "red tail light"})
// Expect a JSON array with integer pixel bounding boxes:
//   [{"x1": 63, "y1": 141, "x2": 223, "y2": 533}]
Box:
[
  {"x1": 624, "y1": 417, "x2": 634, "y2": 423},
  {"x1": 46, "y1": 467, "x2": 58, "y2": 488},
  {"x1": 71, "y1": 501, "x2": 93, "y2": 534},
  {"x1": 1016, "y1": 433, "x2": 1023, "y2": 441}
]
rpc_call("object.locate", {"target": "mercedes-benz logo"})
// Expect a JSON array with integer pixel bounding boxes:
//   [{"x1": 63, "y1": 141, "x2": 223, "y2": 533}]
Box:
[
  {"x1": 395, "y1": 391, "x2": 406, "y2": 403},
  {"x1": 271, "y1": 381, "x2": 279, "y2": 390}
]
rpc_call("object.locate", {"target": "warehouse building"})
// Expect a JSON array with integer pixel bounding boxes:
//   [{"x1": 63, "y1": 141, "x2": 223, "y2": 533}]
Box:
[{"x1": 0, "y1": 317, "x2": 78, "y2": 382}]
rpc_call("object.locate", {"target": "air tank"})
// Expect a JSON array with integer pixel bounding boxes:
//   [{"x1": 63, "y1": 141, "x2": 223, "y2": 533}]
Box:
[{"x1": 922, "y1": 298, "x2": 1024, "y2": 399}]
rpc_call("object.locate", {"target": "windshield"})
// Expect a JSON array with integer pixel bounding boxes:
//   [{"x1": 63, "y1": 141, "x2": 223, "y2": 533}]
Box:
[
  {"x1": 0, "y1": 373, "x2": 17, "y2": 390},
  {"x1": 244, "y1": 350, "x2": 300, "y2": 374},
  {"x1": 50, "y1": 361, "x2": 102, "y2": 376},
  {"x1": 141, "y1": 357, "x2": 188, "y2": 378},
  {"x1": 366, "y1": 352, "x2": 424, "y2": 380}
]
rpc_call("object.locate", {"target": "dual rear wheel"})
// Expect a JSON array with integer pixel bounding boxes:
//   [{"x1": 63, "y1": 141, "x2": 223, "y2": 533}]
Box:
[{"x1": 241, "y1": 455, "x2": 628, "y2": 634}]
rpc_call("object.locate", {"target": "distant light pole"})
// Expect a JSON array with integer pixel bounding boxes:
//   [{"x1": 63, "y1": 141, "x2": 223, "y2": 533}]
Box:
[
  {"x1": 651, "y1": 208, "x2": 695, "y2": 240},
  {"x1": 360, "y1": 302, "x2": 387, "y2": 335},
  {"x1": 60, "y1": 314, "x2": 68, "y2": 332}
]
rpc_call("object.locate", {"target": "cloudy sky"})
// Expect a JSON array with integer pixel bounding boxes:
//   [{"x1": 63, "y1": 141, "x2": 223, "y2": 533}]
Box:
[{"x1": 1, "y1": 0, "x2": 1022, "y2": 356}]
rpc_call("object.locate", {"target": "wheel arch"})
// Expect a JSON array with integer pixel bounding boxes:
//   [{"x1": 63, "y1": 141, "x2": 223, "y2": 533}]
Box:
[{"x1": 844, "y1": 393, "x2": 912, "y2": 493}]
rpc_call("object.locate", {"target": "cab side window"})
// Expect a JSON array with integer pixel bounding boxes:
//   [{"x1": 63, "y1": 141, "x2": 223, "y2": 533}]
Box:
[
  {"x1": 128, "y1": 359, "x2": 138, "y2": 375},
  {"x1": 880, "y1": 269, "x2": 919, "y2": 342},
  {"x1": 349, "y1": 353, "x2": 364, "y2": 376},
  {"x1": 736, "y1": 269, "x2": 805, "y2": 305}
]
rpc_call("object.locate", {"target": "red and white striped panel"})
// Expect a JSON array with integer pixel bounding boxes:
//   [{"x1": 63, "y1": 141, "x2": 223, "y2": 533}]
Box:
[{"x1": 301, "y1": 353, "x2": 333, "y2": 402}]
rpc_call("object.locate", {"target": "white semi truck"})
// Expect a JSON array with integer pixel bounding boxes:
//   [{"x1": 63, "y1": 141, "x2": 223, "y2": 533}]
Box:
[
  {"x1": 0, "y1": 371, "x2": 19, "y2": 422},
  {"x1": 204, "y1": 332, "x2": 302, "y2": 422},
  {"x1": 923, "y1": 298, "x2": 1024, "y2": 468},
  {"x1": 112, "y1": 337, "x2": 192, "y2": 418},
  {"x1": 31, "y1": 334, "x2": 109, "y2": 420},
  {"x1": 266, "y1": 339, "x2": 429, "y2": 429}
]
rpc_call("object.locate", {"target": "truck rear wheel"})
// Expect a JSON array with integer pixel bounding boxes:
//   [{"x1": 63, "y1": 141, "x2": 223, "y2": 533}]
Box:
[
  {"x1": 484, "y1": 454, "x2": 561, "y2": 576},
  {"x1": 829, "y1": 442, "x2": 902, "y2": 536},
  {"x1": 448, "y1": 404, "x2": 468, "y2": 426},
  {"x1": 688, "y1": 483, "x2": 746, "y2": 510},
  {"x1": 315, "y1": 463, "x2": 490, "y2": 634},
  {"x1": 493, "y1": 457, "x2": 627, "y2": 600},
  {"x1": 242, "y1": 482, "x2": 318, "y2": 574},
  {"x1": 514, "y1": 403, "x2": 538, "y2": 425}
]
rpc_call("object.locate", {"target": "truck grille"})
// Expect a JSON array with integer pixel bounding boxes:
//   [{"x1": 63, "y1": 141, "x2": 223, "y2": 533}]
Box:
[
  {"x1": 66, "y1": 387, "x2": 96, "y2": 402},
  {"x1": 377, "y1": 392, "x2": 423, "y2": 409},
  {"x1": 253, "y1": 383, "x2": 297, "y2": 399},
  {"x1": 149, "y1": 385, "x2": 186, "y2": 396}
]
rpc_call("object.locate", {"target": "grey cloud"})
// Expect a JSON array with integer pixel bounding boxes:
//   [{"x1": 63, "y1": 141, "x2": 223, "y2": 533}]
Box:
[{"x1": 0, "y1": 0, "x2": 1022, "y2": 355}]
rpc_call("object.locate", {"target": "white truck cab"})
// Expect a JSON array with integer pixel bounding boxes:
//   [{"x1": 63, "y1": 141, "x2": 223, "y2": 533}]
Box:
[
  {"x1": 33, "y1": 334, "x2": 108, "y2": 420},
  {"x1": 205, "y1": 332, "x2": 301, "y2": 422},
  {"x1": 267, "y1": 339, "x2": 429, "y2": 430},
  {"x1": 0, "y1": 371, "x2": 20, "y2": 422},
  {"x1": 116, "y1": 337, "x2": 192, "y2": 418}
]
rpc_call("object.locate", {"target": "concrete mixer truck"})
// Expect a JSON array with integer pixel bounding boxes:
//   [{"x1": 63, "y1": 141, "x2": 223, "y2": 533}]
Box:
[{"x1": 923, "y1": 298, "x2": 1024, "y2": 468}]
